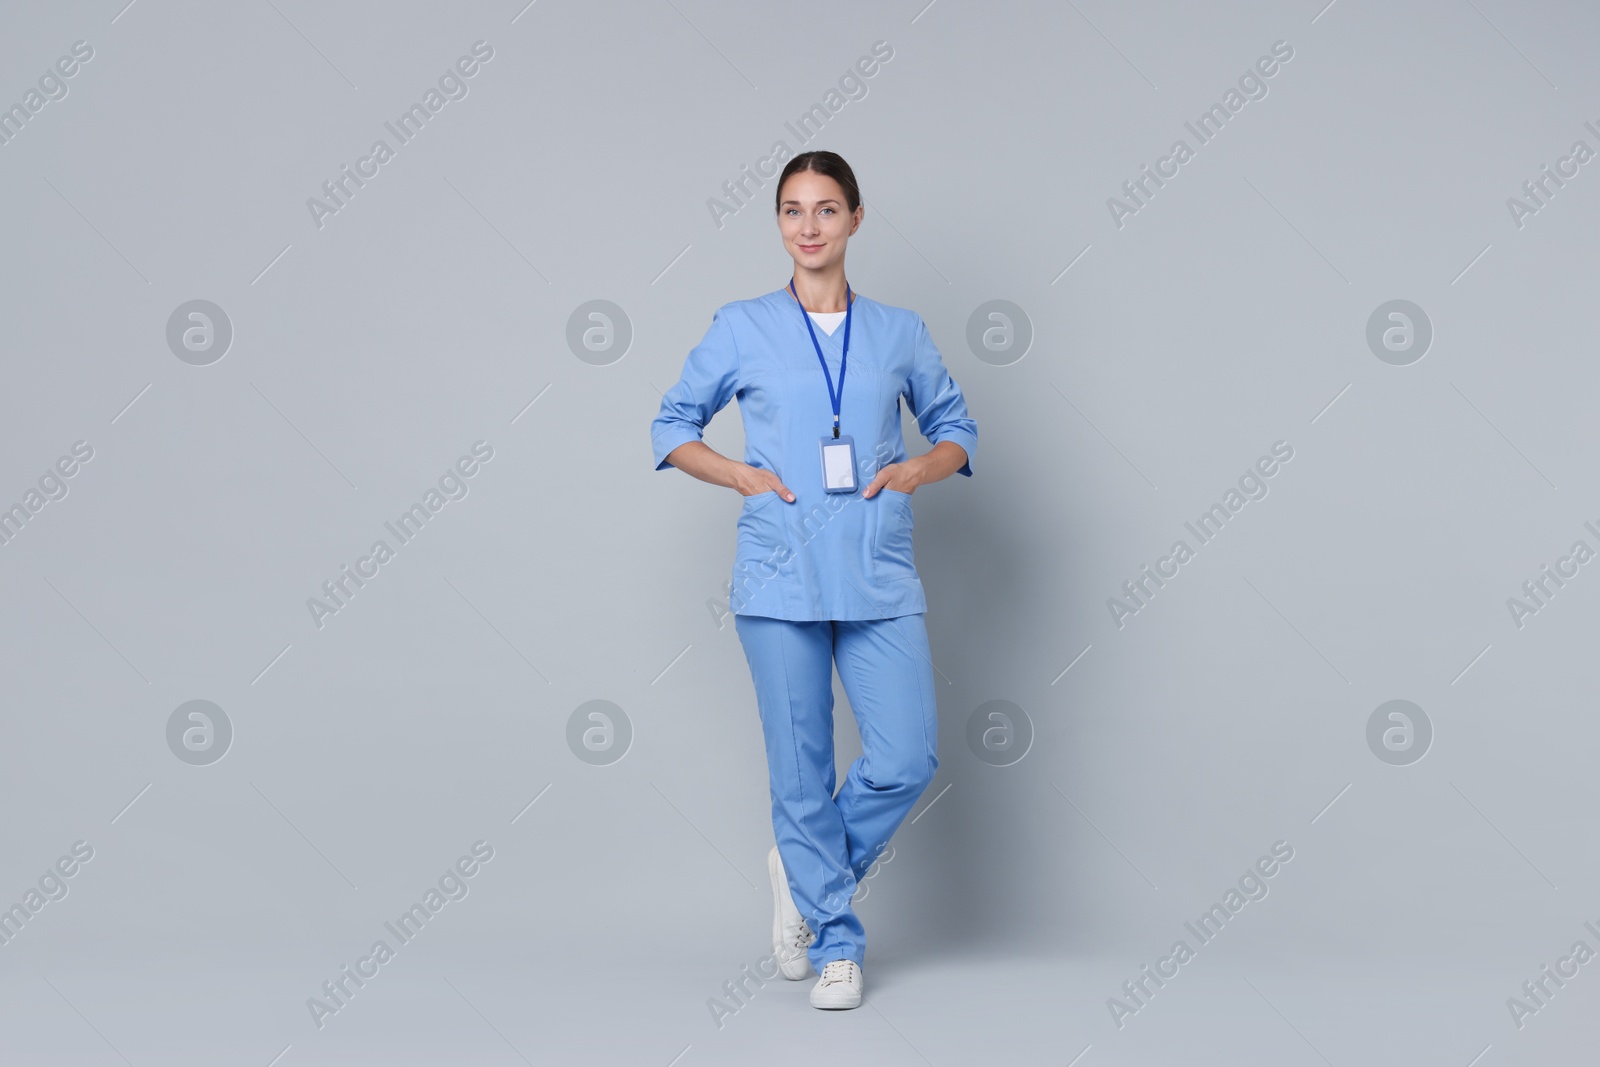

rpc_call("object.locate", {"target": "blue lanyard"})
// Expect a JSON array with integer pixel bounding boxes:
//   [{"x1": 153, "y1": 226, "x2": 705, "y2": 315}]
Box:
[{"x1": 789, "y1": 277, "x2": 852, "y2": 438}]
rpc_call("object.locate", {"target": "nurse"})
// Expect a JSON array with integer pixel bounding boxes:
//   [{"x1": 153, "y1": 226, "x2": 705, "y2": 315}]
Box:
[{"x1": 650, "y1": 150, "x2": 978, "y2": 1010}]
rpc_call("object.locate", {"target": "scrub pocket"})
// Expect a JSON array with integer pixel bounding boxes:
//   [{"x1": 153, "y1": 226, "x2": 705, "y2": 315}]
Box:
[
  {"x1": 872, "y1": 488, "x2": 917, "y2": 582},
  {"x1": 734, "y1": 490, "x2": 795, "y2": 584}
]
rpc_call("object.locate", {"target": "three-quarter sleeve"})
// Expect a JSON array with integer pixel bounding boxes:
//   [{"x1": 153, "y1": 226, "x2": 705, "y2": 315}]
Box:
[
  {"x1": 904, "y1": 315, "x2": 978, "y2": 476},
  {"x1": 651, "y1": 308, "x2": 741, "y2": 471}
]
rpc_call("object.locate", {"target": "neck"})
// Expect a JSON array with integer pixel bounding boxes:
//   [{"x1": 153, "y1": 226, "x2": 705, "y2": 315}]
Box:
[{"x1": 788, "y1": 267, "x2": 852, "y2": 313}]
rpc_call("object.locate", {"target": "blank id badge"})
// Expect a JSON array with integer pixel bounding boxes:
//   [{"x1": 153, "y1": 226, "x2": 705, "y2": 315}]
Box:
[{"x1": 819, "y1": 434, "x2": 858, "y2": 493}]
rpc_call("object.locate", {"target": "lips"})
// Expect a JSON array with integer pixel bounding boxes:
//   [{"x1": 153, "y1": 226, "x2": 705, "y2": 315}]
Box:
[{"x1": 798, "y1": 244, "x2": 823, "y2": 252}]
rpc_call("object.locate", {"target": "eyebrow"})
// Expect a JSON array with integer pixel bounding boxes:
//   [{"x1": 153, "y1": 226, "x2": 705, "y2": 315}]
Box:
[{"x1": 780, "y1": 199, "x2": 841, "y2": 207}]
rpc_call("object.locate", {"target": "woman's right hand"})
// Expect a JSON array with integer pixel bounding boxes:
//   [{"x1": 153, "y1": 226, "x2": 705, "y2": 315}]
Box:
[
  {"x1": 662, "y1": 443, "x2": 795, "y2": 501},
  {"x1": 734, "y1": 463, "x2": 795, "y2": 501}
]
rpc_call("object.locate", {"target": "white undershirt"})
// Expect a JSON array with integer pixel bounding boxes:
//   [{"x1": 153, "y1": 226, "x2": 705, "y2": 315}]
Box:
[{"x1": 807, "y1": 310, "x2": 847, "y2": 336}]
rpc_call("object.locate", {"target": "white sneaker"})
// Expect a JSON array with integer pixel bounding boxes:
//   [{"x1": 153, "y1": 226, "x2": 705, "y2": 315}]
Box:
[
  {"x1": 809, "y1": 959, "x2": 863, "y2": 1009},
  {"x1": 768, "y1": 845, "x2": 814, "y2": 980}
]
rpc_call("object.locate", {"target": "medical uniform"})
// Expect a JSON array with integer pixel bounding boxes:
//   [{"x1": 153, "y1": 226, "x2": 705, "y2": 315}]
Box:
[{"x1": 650, "y1": 285, "x2": 978, "y2": 973}]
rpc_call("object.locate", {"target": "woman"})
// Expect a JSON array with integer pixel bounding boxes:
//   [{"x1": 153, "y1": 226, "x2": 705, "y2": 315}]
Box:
[{"x1": 650, "y1": 151, "x2": 978, "y2": 1010}]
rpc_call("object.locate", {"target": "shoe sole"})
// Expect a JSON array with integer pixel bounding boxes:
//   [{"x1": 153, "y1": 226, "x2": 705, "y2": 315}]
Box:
[{"x1": 768, "y1": 846, "x2": 813, "y2": 980}]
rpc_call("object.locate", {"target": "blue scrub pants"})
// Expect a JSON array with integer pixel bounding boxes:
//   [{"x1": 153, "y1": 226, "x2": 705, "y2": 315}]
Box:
[{"x1": 734, "y1": 612, "x2": 940, "y2": 973}]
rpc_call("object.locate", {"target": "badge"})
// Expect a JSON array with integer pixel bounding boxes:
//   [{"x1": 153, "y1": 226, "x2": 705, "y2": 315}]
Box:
[{"x1": 820, "y1": 434, "x2": 857, "y2": 493}]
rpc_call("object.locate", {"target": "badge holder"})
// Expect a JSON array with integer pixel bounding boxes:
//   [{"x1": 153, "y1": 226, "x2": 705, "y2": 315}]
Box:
[{"x1": 820, "y1": 434, "x2": 858, "y2": 493}]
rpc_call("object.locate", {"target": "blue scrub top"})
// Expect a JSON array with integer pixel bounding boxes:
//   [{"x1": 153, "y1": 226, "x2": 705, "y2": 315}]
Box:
[{"x1": 651, "y1": 287, "x2": 979, "y2": 621}]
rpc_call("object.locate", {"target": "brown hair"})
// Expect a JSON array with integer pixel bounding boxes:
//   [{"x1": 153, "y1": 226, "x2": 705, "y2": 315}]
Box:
[{"x1": 775, "y1": 151, "x2": 861, "y2": 215}]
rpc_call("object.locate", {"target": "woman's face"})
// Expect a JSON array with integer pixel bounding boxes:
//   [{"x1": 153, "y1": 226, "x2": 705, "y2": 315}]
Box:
[{"x1": 777, "y1": 170, "x2": 862, "y2": 273}]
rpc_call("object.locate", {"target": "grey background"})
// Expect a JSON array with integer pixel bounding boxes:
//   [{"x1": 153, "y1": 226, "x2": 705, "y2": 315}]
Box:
[{"x1": 2, "y1": 0, "x2": 1597, "y2": 1064}]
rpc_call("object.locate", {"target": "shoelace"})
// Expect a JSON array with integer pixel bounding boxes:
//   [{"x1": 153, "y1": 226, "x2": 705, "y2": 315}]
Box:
[
  {"x1": 792, "y1": 923, "x2": 815, "y2": 948},
  {"x1": 818, "y1": 960, "x2": 856, "y2": 986}
]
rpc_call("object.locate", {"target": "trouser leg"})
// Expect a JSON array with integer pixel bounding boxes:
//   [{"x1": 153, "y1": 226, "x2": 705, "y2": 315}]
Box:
[
  {"x1": 832, "y1": 613, "x2": 940, "y2": 896},
  {"x1": 734, "y1": 614, "x2": 865, "y2": 970}
]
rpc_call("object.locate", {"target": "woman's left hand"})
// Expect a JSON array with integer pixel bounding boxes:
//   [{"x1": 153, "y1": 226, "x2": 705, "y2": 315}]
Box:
[
  {"x1": 863, "y1": 459, "x2": 925, "y2": 498},
  {"x1": 862, "y1": 442, "x2": 970, "y2": 497}
]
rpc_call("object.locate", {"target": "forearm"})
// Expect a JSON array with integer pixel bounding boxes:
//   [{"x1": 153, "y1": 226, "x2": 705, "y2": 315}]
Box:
[
  {"x1": 912, "y1": 440, "x2": 969, "y2": 485},
  {"x1": 662, "y1": 440, "x2": 743, "y2": 490}
]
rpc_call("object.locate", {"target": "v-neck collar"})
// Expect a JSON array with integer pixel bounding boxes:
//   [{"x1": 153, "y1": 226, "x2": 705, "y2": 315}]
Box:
[{"x1": 777, "y1": 287, "x2": 857, "y2": 358}]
